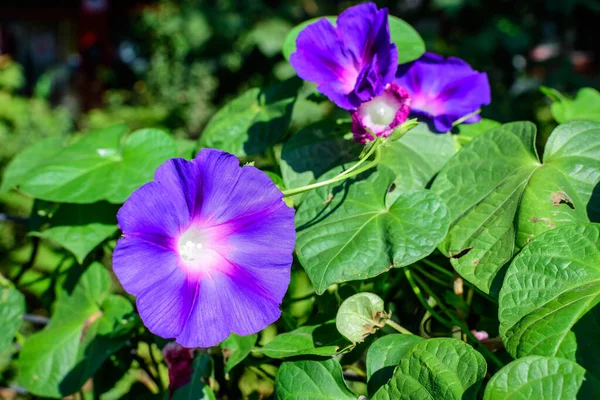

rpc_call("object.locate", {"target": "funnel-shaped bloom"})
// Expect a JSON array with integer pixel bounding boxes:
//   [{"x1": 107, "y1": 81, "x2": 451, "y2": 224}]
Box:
[
  {"x1": 350, "y1": 82, "x2": 411, "y2": 143},
  {"x1": 395, "y1": 52, "x2": 491, "y2": 132},
  {"x1": 113, "y1": 149, "x2": 295, "y2": 348},
  {"x1": 290, "y1": 2, "x2": 397, "y2": 110}
]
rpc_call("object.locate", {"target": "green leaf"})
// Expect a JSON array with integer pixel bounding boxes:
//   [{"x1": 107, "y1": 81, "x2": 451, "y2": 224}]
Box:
[
  {"x1": 336, "y1": 293, "x2": 388, "y2": 344},
  {"x1": 199, "y1": 80, "x2": 299, "y2": 157},
  {"x1": 19, "y1": 263, "x2": 135, "y2": 398},
  {"x1": 172, "y1": 354, "x2": 216, "y2": 400},
  {"x1": 296, "y1": 165, "x2": 450, "y2": 294},
  {"x1": 0, "y1": 274, "x2": 25, "y2": 351},
  {"x1": 0, "y1": 136, "x2": 64, "y2": 195},
  {"x1": 221, "y1": 333, "x2": 257, "y2": 373},
  {"x1": 388, "y1": 16, "x2": 426, "y2": 64},
  {"x1": 372, "y1": 338, "x2": 486, "y2": 400},
  {"x1": 543, "y1": 87, "x2": 600, "y2": 123},
  {"x1": 275, "y1": 359, "x2": 356, "y2": 400},
  {"x1": 454, "y1": 118, "x2": 502, "y2": 146},
  {"x1": 483, "y1": 356, "x2": 594, "y2": 400},
  {"x1": 366, "y1": 334, "x2": 424, "y2": 394},
  {"x1": 30, "y1": 202, "x2": 119, "y2": 264},
  {"x1": 280, "y1": 119, "x2": 361, "y2": 203},
  {"x1": 282, "y1": 16, "x2": 424, "y2": 64},
  {"x1": 432, "y1": 121, "x2": 600, "y2": 295},
  {"x1": 379, "y1": 123, "x2": 456, "y2": 198},
  {"x1": 18, "y1": 125, "x2": 177, "y2": 204},
  {"x1": 257, "y1": 322, "x2": 348, "y2": 359},
  {"x1": 499, "y1": 224, "x2": 600, "y2": 380}
]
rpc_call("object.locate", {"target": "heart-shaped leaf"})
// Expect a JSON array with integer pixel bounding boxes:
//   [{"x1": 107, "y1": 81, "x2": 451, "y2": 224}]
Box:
[
  {"x1": 275, "y1": 359, "x2": 355, "y2": 400},
  {"x1": 282, "y1": 16, "x2": 425, "y2": 64},
  {"x1": 499, "y1": 223, "x2": 600, "y2": 381},
  {"x1": 484, "y1": 356, "x2": 598, "y2": 400},
  {"x1": 199, "y1": 79, "x2": 299, "y2": 157},
  {"x1": 432, "y1": 121, "x2": 600, "y2": 294},
  {"x1": 296, "y1": 165, "x2": 450, "y2": 294},
  {"x1": 366, "y1": 334, "x2": 424, "y2": 395},
  {"x1": 371, "y1": 338, "x2": 486, "y2": 400},
  {"x1": 18, "y1": 125, "x2": 177, "y2": 204}
]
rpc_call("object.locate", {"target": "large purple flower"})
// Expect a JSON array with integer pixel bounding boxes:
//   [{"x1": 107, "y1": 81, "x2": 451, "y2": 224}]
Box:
[
  {"x1": 112, "y1": 149, "x2": 295, "y2": 348},
  {"x1": 395, "y1": 52, "x2": 491, "y2": 132},
  {"x1": 290, "y1": 2, "x2": 397, "y2": 110}
]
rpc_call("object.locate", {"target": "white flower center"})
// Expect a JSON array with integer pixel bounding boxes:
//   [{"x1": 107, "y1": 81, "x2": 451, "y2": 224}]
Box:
[
  {"x1": 362, "y1": 96, "x2": 397, "y2": 126},
  {"x1": 177, "y1": 229, "x2": 206, "y2": 263}
]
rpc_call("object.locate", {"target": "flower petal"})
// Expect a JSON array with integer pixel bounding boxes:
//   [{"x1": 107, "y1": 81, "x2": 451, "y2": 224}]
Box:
[
  {"x1": 176, "y1": 269, "x2": 282, "y2": 348},
  {"x1": 193, "y1": 149, "x2": 286, "y2": 227},
  {"x1": 113, "y1": 236, "x2": 180, "y2": 295},
  {"x1": 290, "y1": 19, "x2": 359, "y2": 109},
  {"x1": 136, "y1": 270, "x2": 197, "y2": 339},
  {"x1": 117, "y1": 158, "x2": 196, "y2": 242}
]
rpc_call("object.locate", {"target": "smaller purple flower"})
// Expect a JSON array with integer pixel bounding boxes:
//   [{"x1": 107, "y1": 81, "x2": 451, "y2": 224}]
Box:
[
  {"x1": 350, "y1": 82, "x2": 411, "y2": 143},
  {"x1": 112, "y1": 149, "x2": 295, "y2": 348},
  {"x1": 290, "y1": 2, "x2": 397, "y2": 110},
  {"x1": 395, "y1": 52, "x2": 491, "y2": 132}
]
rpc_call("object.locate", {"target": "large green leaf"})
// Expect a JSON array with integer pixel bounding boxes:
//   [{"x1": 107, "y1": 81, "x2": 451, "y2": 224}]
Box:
[
  {"x1": 499, "y1": 224, "x2": 600, "y2": 381},
  {"x1": 199, "y1": 80, "x2": 299, "y2": 157},
  {"x1": 371, "y1": 338, "x2": 486, "y2": 400},
  {"x1": 0, "y1": 274, "x2": 25, "y2": 351},
  {"x1": 484, "y1": 356, "x2": 596, "y2": 400},
  {"x1": 257, "y1": 322, "x2": 347, "y2": 359},
  {"x1": 543, "y1": 87, "x2": 600, "y2": 123},
  {"x1": 19, "y1": 263, "x2": 135, "y2": 398},
  {"x1": 221, "y1": 333, "x2": 257, "y2": 373},
  {"x1": 296, "y1": 165, "x2": 450, "y2": 294},
  {"x1": 336, "y1": 292, "x2": 388, "y2": 344},
  {"x1": 0, "y1": 136, "x2": 64, "y2": 195},
  {"x1": 30, "y1": 202, "x2": 119, "y2": 264},
  {"x1": 282, "y1": 16, "x2": 424, "y2": 64},
  {"x1": 18, "y1": 125, "x2": 177, "y2": 204},
  {"x1": 366, "y1": 334, "x2": 424, "y2": 395},
  {"x1": 275, "y1": 359, "x2": 355, "y2": 400},
  {"x1": 432, "y1": 121, "x2": 600, "y2": 294}
]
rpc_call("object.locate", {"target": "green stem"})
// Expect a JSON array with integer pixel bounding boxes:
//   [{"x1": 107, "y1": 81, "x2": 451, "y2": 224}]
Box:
[
  {"x1": 385, "y1": 319, "x2": 414, "y2": 335},
  {"x1": 452, "y1": 109, "x2": 481, "y2": 127},
  {"x1": 281, "y1": 145, "x2": 382, "y2": 197},
  {"x1": 410, "y1": 271, "x2": 505, "y2": 368},
  {"x1": 413, "y1": 268, "x2": 453, "y2": 288},
  {"x1": 405, "y1": 269, "x2": 454, "y2": 330},
  {"x1": 148, "y1": 344, "x2": 165, "y2": 393},
  {"x1": 420, "y1": 259, "x2": 454, "y2": 278}
]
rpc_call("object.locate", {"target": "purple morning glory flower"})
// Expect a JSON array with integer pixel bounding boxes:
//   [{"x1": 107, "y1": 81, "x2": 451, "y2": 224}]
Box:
[
  {"x1": 395, "y1": 52, "x2": 491, "y2": 132},
  {"x1": 112, "y1": 149, "x2": 295, "y2": 348},
  {"x1": 290, "y1": 2, "x2": 398, "y2": 110},
  {"x1": 350, "y1": 82, "x2": 411, "y2": 143}
]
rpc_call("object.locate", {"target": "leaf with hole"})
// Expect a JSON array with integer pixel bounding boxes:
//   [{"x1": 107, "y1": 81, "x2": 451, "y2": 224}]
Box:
[{"x1": 432, "y1": 120, "x2": 600, "y2": 295}]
